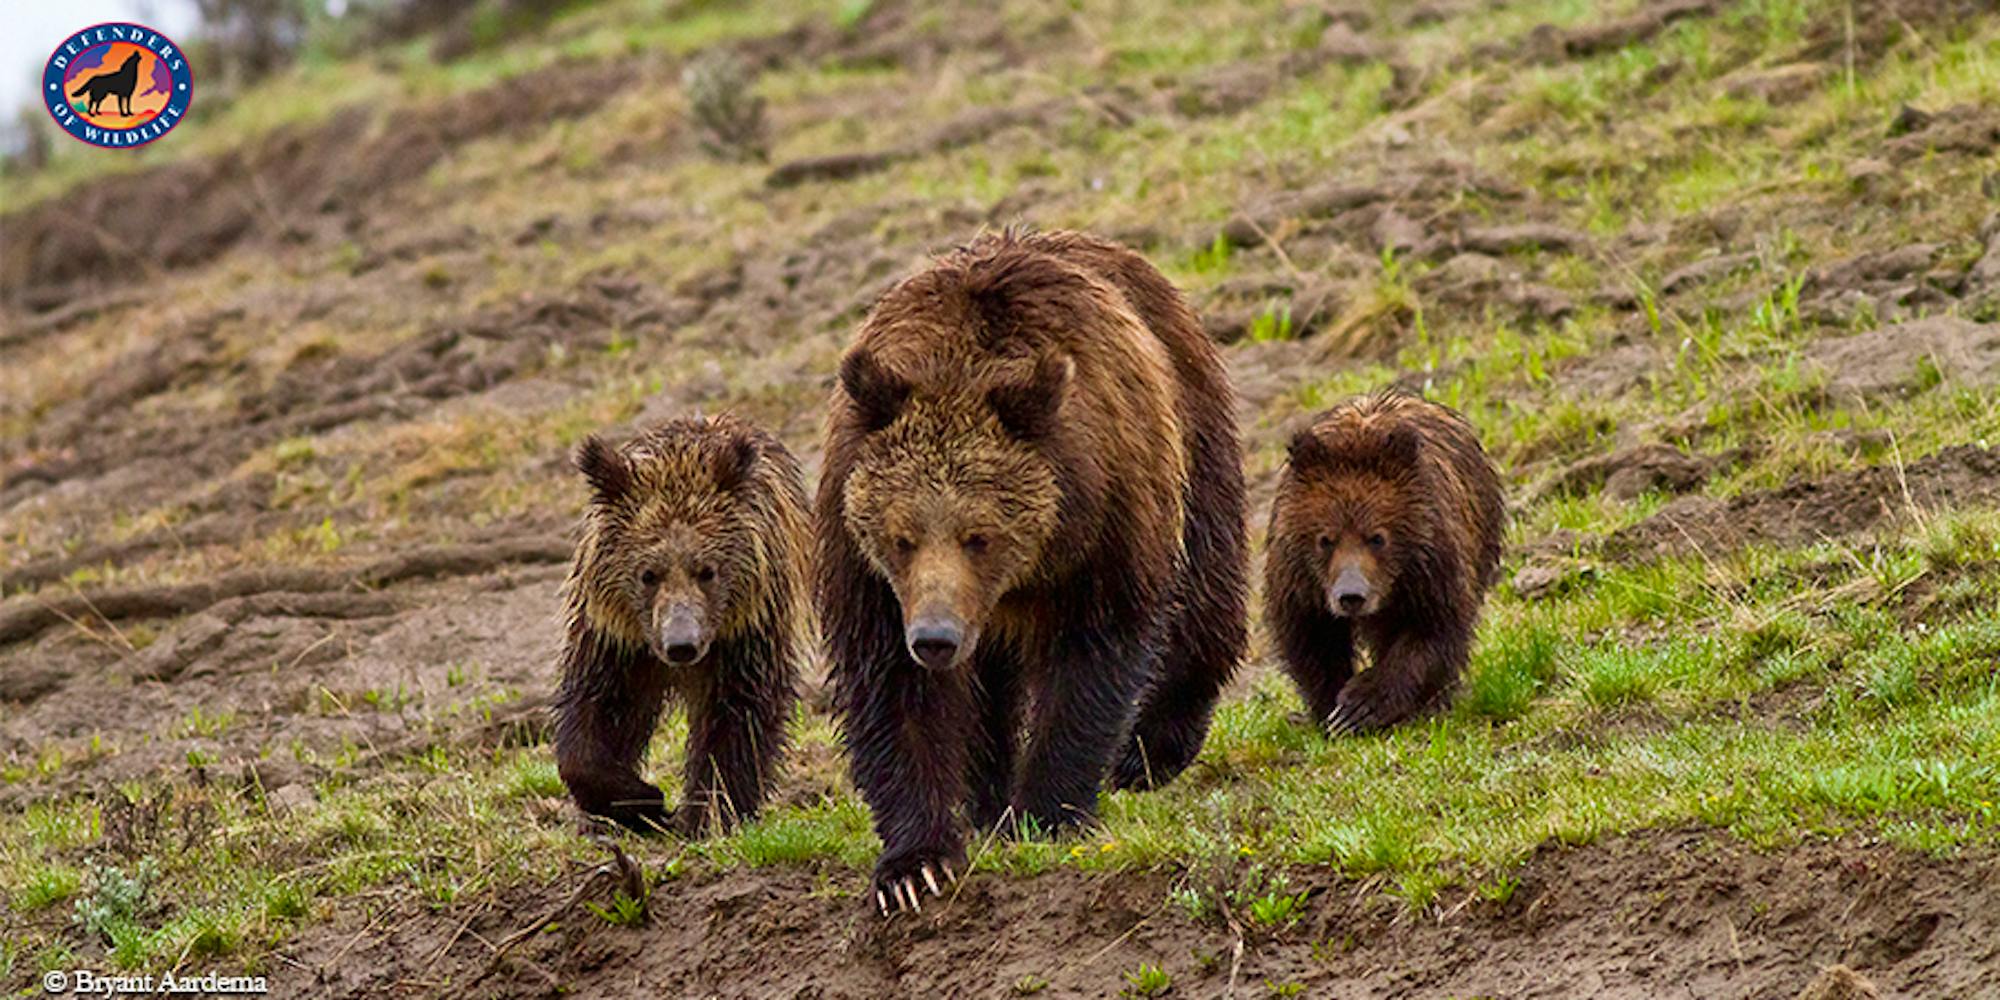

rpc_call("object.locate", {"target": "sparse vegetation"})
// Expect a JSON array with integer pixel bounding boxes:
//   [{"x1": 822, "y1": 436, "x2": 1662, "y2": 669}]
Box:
[{"x1": 4, "y1": 0, "x2": 2000, "y2": 995}]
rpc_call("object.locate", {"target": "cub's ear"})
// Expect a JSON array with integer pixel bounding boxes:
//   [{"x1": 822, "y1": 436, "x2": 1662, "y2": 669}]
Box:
[
  {"x1": 711, "y1": 434, "x2": 759, "y2": 492},
  {"x1": 839, "y1": 350, "x2": 910, "y2": 433},
  {"x1": 989, "y1": 354, "x2": 1072, "y2": 441},
  {"x1": 574, "y1": 434, "x2": 631, "y2": 504},
  {"x1": 1286, "y1": 427, "x2": 1332, "y2": 469},
  {"x1": 1381, "y1": 423, "x2": 1423, "y2": 469}
]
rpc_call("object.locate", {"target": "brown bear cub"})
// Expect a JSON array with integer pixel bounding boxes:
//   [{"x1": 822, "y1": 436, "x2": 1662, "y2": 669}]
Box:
[
  {"x1": 1264, "y1": 389, "x2": 1504, "y2": 735},
  {"x1": 553, "y1": 414, "x2": 809, "y2": 837},
  {"x1": 818, "y1": 229, "x2": 1248, "y2": 915}
]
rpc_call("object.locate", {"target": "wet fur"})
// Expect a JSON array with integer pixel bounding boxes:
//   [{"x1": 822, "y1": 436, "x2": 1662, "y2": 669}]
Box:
[
  {"x1": 817, "y1": 229, "x2": 1248, "y2": 897},
  {"x1": 1263, "y1": 389, "x2": 1504, "y2": 732},
  {"x1": 552, "y1": 414, "x2": 808, "y2": 836}
]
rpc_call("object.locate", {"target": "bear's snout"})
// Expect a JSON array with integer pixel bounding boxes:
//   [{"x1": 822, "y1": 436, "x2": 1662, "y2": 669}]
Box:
[
  {"x1": 1327, "y1": 568, "x2": 1373, "y2": 618},
  {"x1": 657, "y1": 606, "x2": 709, "y2": 665},
  {"x1": 906, "y1": 613, "x2": 969, "y2": 671}
]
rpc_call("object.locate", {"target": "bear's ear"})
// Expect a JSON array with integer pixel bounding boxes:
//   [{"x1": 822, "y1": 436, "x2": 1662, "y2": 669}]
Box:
[
  {"x1": 710, "y1": 434, "x2": 759, "y2": 493},
  {"x1": 574, "y1": 434, "x2": 631, "y2": 505},
  {"x1": 989, "y1": 354, "x2": 1072, "y2": 441},
  {"x1": 1286, "y1": 427, "x2": 1332, "y2": 469},
  {"x1": 1380, "y1": 423, "x2": 1423, "y2": 469},
  {"x1": 839, "y1": 350, "x2": 910, "y2": 433}
]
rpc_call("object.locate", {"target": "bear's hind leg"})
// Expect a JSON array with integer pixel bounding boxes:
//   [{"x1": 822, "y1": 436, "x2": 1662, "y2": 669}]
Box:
[
  {"x1": 1013, "y1": 620, "x2": 1152, "y2": 835},
  {"x1": 1112, "y1": 591, "x2": 1238, "y2": 790}
]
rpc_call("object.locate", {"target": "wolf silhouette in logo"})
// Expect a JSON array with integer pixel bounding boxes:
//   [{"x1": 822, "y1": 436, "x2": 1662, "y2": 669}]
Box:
[{"x1": 71, "y1": 52, "x2": 144, "y2": 117}]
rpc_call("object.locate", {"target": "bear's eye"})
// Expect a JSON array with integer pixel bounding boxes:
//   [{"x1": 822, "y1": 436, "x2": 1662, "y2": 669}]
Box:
[
  {"x1": 892, "y1": 536, "x2": 916, "y2": 556},
  {"x1": 640, "y1": 569, "x2": 660, "y2": 588},
  {"x1": 695, "y1": 565, "x2": 717, "y2": 584},
  {"x1": 962, "y1": 533, "x2": 988, "y2": 555},
  {"x1": 1316, "y1": 534, "x2": 1334, "y2": 553},
  {"x1": 1367, "y1": 532, "x2": 1387, "y2": 549}
]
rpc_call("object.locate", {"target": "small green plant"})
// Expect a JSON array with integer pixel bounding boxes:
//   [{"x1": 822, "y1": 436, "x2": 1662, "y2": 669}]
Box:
[
  {"x1": 1168, "y1": 883, "x2": 1216, "y2": 922},
  {"x1": 1013, "y1": 973, "x2": 1049, "y2": 995},
  {"x1": 1245, "y1": 889, "x2": 1308, "y2": 931},
  {"x1": 584, "y1": 890, "x2": 648, "y2": 927},
  {"x1": 1574, "y1": 646, "x2": 1661, "y2": 709},
  {"x1": 15, "y1": 866, "x2": 81, "y2": 911},
  {"x1": 73, "y1": 859, "x2": 157, "y2": 943},
  {"x1": 1248, "y1": 303, "x2": 1294, "y2": 342},
  {"x1": 1189, "y1": 233, "x2": 1233, "y2": 275},
  {"x1": 1477, "y1": 874, "x2": 1519, "y2": 904},
  {"x1": 1266, "y1": 980, "x2": 1305, "y2": 998},
  {"x1": 1123, "y1": 963, "x2": 1171, "y2": 997},
  {"x1": 834, "y1": 0, "x2": 875, "y2": 29}
]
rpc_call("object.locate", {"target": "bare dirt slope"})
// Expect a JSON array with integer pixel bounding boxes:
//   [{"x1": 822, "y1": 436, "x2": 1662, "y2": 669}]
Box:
[{"x1": 5, "y1": 0, "x2": 2000, "y2": 996}]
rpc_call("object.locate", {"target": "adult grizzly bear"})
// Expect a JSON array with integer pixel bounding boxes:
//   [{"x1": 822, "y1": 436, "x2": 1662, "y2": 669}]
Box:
[
  {"x1": 553, "y1": 414, "x2": 809, "y2": 837},
  {"x1": 1264, "y1": 389, "x2": 1504, "y2": 734},
  {"x1": 818, "y1": 230, "x2": 1247, "y2": 914}
]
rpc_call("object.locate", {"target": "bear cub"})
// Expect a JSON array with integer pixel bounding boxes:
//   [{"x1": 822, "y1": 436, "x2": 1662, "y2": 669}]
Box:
[
  {"x1": 1264, "y1": 389, "x2": 1504, "y2": 734},
  {"x1": 553, "y1": 414, "x2": 809, "y2": 836}
]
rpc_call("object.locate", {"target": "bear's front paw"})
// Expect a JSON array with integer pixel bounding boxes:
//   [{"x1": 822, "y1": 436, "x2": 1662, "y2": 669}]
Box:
[
  {"x1": 668, "y1": 801, "x2": 729, "y2": 839},
  {"x1": 1111, "y1": 729, "x2": 1200, "y2": 791},
  {"x1": 871, "y1": 845, "x2": 964, "y2": 917},
  {"x1": 1325, "y1": 678, "x2": 1412, "y2": 736},
  {"x1": 571, "y1": 779, "x2": 672, "y2": 834}
]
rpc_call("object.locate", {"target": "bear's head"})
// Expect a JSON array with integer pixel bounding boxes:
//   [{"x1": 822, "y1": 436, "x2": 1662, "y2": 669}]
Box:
[
  {"x1": 1273, "y1": 411, "x2": 1429, "y2": 620},
  {"x1": 574, "y1": 417, "x2": 766, "y2": 666},
  {"x1": 835, "y1": 346, "x2": 1072, "y2": 671}
]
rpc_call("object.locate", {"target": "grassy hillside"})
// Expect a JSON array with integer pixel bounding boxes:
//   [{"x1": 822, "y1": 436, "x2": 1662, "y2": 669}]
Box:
[{"x1": 3, "y1": 0, "x2": 1999, "y2": 996}]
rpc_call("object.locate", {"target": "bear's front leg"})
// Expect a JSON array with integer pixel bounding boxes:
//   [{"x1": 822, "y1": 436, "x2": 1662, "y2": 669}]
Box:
[
  {"x1": 553, "y1": 640, "x2": 673, "y2": 833},
  {"x1": 1012, "y1": 620, "x2": 1153, "y2": 836},
  {"x1": 675, "y1": 631, "x2": 798, "y2": 837},
  {"x1": 1327, "y1": 626, "x2": 1467, "y2": 735},
  {"x1": 846, "y1": 659, "x2": 975, "y2": 915},
  {"x1": 964, "y1": 638, "x2": 1024, "y2": 834}
]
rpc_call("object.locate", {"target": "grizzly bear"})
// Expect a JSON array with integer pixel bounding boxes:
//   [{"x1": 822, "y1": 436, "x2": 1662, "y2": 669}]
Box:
[
  {"x1": 552, "y1": 414, "x2": 809, "y2": 837},
  {"x1": 1264, "y1": 389, "x2": 1504, "y2": 734},
  {"x1": 817, "y1": 229, "x2": 1248, "y2": 914}
]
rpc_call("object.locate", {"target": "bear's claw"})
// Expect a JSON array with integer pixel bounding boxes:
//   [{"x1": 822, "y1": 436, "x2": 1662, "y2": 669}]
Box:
[{"x1": 874, "y1": 860, "x2": 959, "y2": 917}]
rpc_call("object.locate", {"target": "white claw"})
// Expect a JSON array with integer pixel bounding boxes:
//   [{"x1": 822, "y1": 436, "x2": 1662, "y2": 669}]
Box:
[
  {"x1": 906, "y1": 879, "x2": 923, "y2": 913},
  {"x1": 941, "y1": 861, "x2": 958, "y2": 884},
  {"x1": 876, "y1": 889, "x2": 889, "y2": 916},
  {"x1": 922, "y1": 865, "x2": 942, "y2": 897}
]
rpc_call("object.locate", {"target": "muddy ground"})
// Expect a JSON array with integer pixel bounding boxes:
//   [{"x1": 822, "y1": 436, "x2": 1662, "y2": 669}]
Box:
[
  {"x1": 289, "y1": 830, "x2": 1997, "y2": 1000},
  {"x1": 5, "y1": 0, "x2": 2000, "y2": 995}
]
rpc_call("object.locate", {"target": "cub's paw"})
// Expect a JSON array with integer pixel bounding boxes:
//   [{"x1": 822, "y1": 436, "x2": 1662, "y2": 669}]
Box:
[
  {"x1": 1007, "y1": 799, "x2": 1097, "y2": 841},
  {"x1": 668, "y1": 801, "x2": 730, "y2": 839},
  {"x1": 1110, "y1": 730, "x2": 1201, "y2": 791},
  {"x1": 871, "y1": 846, "x2": 964, "y2": 917},
  {"x1": 574, "y1": 782, "x2": 673, "y2": 835},
  {"x1": 1324, "y1": 678, "x2": 1415, "y2": 736}
]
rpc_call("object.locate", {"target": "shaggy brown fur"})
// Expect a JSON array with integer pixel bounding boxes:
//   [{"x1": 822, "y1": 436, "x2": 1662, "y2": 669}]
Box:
[
  {"x1": 552, "y1": 414, "x2": 808, "y2": 836},
  {"x1": 817, "y1": 229, "x2": 1247, "y2": 912},
  {"x1": 1264, "y1": 389, "x2": 1504, "y2": 734}
]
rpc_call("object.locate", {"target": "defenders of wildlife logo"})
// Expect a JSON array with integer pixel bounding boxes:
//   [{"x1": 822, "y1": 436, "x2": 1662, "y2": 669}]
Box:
[{"x1": 43, "y1": 23, "x2": 194, "y2": 148}]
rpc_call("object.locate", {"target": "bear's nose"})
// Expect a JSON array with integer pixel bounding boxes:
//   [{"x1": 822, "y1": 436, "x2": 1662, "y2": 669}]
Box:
[
  {"x1": 1329, "y1": 568, "x2": 1371, "y2": 616},
  {"x1": 907, "y1": 617, "x2": 965, "y2": 670},
  {"x1": 663, "y1": 642, "x2": 702, "y2": 665}
]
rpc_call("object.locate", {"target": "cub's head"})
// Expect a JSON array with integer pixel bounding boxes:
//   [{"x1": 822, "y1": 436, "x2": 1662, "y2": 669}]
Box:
[
  {"x1": 1272, "y1": 413, "x2": 1428, "y2": 620},
  {"x1": 575, "y1": 417, "x2": 768, "y2": 665},
  {"x1": 835, "y1": 347, "x2": 1070, "y2": 671}
]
